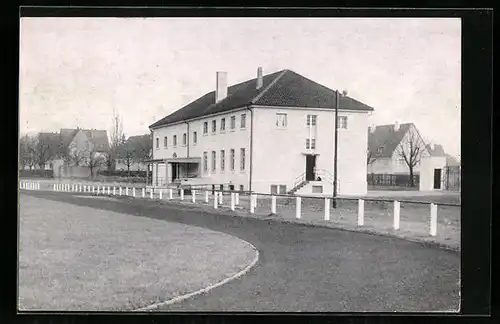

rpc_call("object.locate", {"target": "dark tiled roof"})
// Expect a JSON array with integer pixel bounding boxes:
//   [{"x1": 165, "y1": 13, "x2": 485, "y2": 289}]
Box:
[
  {"x1": 367, "y1": 123, "x2": 413, "y2": 158},
  {"x1": 425, "y1": 144, "x2": 446, "y2": 156},
  {"x1": 117, "y1": 134, "x2": 151, "y2": 159},
  {"x1": 445, "y1": 154, "x2": 460, "y2": 166},
  {"x1": 150, "y1": 69, "x2": 375, "y2": 128},
  {"x1": 59, "y1": 128, "x2": 109, "y2": 152},
  {"x1": 38, "y1": 132, "x2": 62, "y2": 156}
]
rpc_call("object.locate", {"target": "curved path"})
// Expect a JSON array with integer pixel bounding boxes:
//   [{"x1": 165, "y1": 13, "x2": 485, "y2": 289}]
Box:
[{"x1": 22, "y1": 191, "x2": 460, "y2": 312}]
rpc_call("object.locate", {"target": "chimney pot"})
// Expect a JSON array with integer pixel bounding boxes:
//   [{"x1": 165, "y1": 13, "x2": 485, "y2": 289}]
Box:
[
  {"x1": 256, "y1": 67, "x2": 263, "y2": 90},
  {"x1": 215, "y1": 71, "x2": 228, "y2": 102},
  {"x1": 394, "y1": 121, "x2": 400, "y2": 131}
]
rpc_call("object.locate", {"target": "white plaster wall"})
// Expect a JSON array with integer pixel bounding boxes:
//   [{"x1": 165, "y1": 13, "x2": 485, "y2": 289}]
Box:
[
  {"x1": 151, "y1": 108, "x2": 250, "y2": 189},
  {"x1": 419, "y1": 156, "x2": 447, "y2": 191},
  {"x1": 252, "y1": 107, "x2": 369, "y2": 196}
]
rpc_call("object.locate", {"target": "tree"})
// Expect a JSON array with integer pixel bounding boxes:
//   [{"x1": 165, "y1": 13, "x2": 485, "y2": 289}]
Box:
[
  {"x1": 397, "y1": 129, "x2": 426, "y2": 187},
  {"x1": 86, "y1": 149, "x2": 104, "y2": 179},
  {"x1": 64, "y1": 146, "x2": 86, "y2": 166},
  {"x1": 106, "y1": 112, "x2": 125, "y2": 171},
  {"x1": 367, "y1": 148, "x2": 377, "y2": 165},
  {"x1": 30, "y1": 133, "x2": 56, "y2": 169},
  {"x1": 19, "y1": 134, "x2": 35, "y2": 170}
]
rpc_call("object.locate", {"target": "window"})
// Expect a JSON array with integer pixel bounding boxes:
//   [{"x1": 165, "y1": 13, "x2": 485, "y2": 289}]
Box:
[
  {"x1": 211, "y1": 151, "x2": 216, "y2": 171},
  {"x1": 173, "y1": 135, "x2": 177, "y2": 147},
  {"x1": 270, "y1": 185, "x2": 278, "y2": 194},
  {"x1": 240, "y1": 148, "x2": 246, "y2": 171},
  {"x1": 306, "y1": 138, "x2": 317, "y2": 150},
  {"x1": 156, "y1": 138, "x2": 159, "y2": 148},
  {"x1": 276, "y1": 113, "x2": 287, "y2": 128},
  {"x1": 230, "y1": 149, "x2": 235, "y2": 171},
  {"x1": 230, "y1": 116, "x2": 236, "y2": 130},
  {"x1": 203, "y1": 122, "x2": 208, "y2": 135},
  {"x1": 193, "y1": 131, "x2": 197, "y2": 145},
  {"x1": 182, "y1": 133, "x2": 187, "y2": 146},
  {"x1": 212, "y1": 120, "x2": 217, "y2": 134},
  {"x1": 164, "y1": 136, "x2": 168, "y2": 148},
  {"x1": 229, "y1": 185, "x2": 235, "y2": 191},
  {"x1": 338, "y1": 116, "x2": 348, "y2": 129},
  {"x1": 221, "y1": 118, "x2": 226, "y2": 132},
  {"x1": 239, "y1": 185, "x2": 244, "y2": 192},
  {"x1": 240, "y1": 114, "x2": 246, "y2": 129},
  {"x1": 306, "y1": 114, "x2": 317, "y2": 126},
  {"x1": 377, "y1": 147, "x2": 384, "y2": 155},
  {"x1": 220, "y1": 184, "x2": 224, "y2": 191},
  {"x1": 220, "y1": 150, "x2": 225, "y2": 171},
  {"x1": 279, "y1": 185, "x2": 287, "y2": 194},
  {"x1": 203, "y1": 152, "x2": 208, "y2": 172}
]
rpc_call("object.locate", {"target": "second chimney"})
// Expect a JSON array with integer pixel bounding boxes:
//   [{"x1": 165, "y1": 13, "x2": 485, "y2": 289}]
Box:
[
  {"x1": 256, "y1": 67, "x2": 263, "y2": 90},
  {"x1": 216, "y1": 71, "x2": 228, "y2": 103},
  {"x1": 394, "y1": 121, "x2": 400, "y2": 131}
]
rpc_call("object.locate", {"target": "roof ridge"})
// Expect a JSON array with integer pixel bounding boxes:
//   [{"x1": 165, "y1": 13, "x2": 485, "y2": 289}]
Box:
[{"x1": 250, "y1": 69, "x2": 288, "y2": 105}]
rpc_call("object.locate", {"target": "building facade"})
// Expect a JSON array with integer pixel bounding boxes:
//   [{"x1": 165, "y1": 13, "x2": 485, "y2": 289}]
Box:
[{"x1": 150, "y1": 68, "x2": 374, "y2": 196}]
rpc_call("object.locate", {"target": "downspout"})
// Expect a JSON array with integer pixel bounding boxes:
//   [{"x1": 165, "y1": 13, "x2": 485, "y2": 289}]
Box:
[
  {"x1": 247, "y1": 106, "x2": 254, "y2": 194},
  {"x1": 184, "y1": 120, "x2": 190, "y2": 158}
]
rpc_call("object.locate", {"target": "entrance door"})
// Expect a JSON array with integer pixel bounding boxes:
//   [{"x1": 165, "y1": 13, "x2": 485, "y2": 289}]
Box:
[
  {"x1": 172, "y1": 163, "x2": 177, "y2": 182},
  {"x1": 433, "y1": 168, "x2": 442, "y2": 189},
  {"x1": 305, "y1": 155, "x2": 316, "y2": 181}
]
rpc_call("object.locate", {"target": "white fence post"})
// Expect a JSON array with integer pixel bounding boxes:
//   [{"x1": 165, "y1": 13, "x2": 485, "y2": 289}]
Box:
[
  {"x1": 180, "y1": 189, "x2": 184, "y2": 201},
  {"x1": 119, "y1": 187, "x2": 122, "y2": 196},
  {"x1": 296, "y1": 196, "x2": 302, "y2": 219},
  {"x1": 38, "y1": 182, "x2": 40, "y2": 190},
  {"x1": 169, "y1": 188, "x2": 173, "y2": 200},
  {"x1": 218, "y1": 191, "x2": 223, "y2": 205},
  {"x1": 393, "y1": 200, "x2": 400, "y2": 230},
  {"x1": 324, "y1": 198, "x2": 330, "y2": 221},
  {"x1": 159, "y1": 189, "x2": 163, "y2": 200},
  {"x1": 132, "y1": 187, "x2": 136, "y2": 197},
  {"x1": 142, "y1": 188, "x2": 145, "y2": 198},
  {"x1": 358, "y1": 199, "x2": 365, "y2": 226},
  {"x1": 250, "y1": 194, "x2": 255, "y2": 213},
  {"x1": 106, "y1": 186, "x2": 110, "y2": 195},
  {"x1": 92, "y1": 185, "x2": 95, "y2": 194},
  {"x1": 271, "y1": 195, "x2": 277, "y2": 214},
  {"x1": 430, "y1": 203, "x2": 438, "y2": 236},
  {"x1": 113, "y1": 187, "x2": 116, "y2": 195},
  {"x1": 192, "y1": 190, "x2": 196, "y2": 203},
  {"x1": 214, "y1": 192, "x2": 218, "y2": 209},
  {"x1": 230, "y1": 192, "x2": 235, "y2": 211},
  {"x1": 150, "y1": 188, "x2": 154, "y2": 199},
  {"x1": 253, "y1": 194, "x2": 258, "y2": 209},
  {"x1": 53, "y1": 183, "x2": 56, "y2": 191},
  {"x1": 235, "y1": 192, "x2": 240, "y2": 205},
  {"x1": 126, "y1": 187, "x2": 129, "y2": 196}
]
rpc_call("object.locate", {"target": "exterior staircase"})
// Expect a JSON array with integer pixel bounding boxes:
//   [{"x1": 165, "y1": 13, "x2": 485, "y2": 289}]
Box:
[{"x1": 287, "y1": 180, "x2": 309, "y2": 195}]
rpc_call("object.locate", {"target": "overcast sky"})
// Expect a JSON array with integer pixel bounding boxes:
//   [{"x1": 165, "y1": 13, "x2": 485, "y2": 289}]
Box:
[{"x1": 19, "y1": 17, "x2": 461, "y2": 157}]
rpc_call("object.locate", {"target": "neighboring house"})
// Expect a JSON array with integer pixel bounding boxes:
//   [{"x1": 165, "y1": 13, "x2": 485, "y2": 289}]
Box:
[
  {"x1": 115, "y1": 134, "x2": 151, "y2": 171},
  {"x1": 148, "y1": 67, "x2": 374, "y2": 196},
  {"x1": 367, "y1": 122, "x2": 450, "y2": 191},
  {"x1": 49, "y1": 128, "x2": 110, "y2": 178}
]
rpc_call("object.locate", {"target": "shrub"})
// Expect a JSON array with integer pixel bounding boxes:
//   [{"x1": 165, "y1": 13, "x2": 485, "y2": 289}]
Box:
[{"x1": 19, "y1": 169, "x2": 54, "y2": 178}]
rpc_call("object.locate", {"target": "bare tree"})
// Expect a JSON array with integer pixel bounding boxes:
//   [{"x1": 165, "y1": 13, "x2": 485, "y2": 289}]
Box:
[
  {"x1": 106, "y1": 112, "x2": 125, "y2": 171},
  {"x1": 367, "y1": 148, "x2": 377, "y2": 165},
  {"x1": 30, "y1": 133, "x2": 55, "y2": 169},
  {"x1": 19, "y1": 134, "x2": 36, "y2": 170},
  {"x1": 64, "y1": 147, "x2": 86, "y2": 166},
  {"x1": 397, "y1": 129, "x2": 426, "y2": 187},
  {"x1": 86, "y1": 149, "x2": 104, "y2": 179}
]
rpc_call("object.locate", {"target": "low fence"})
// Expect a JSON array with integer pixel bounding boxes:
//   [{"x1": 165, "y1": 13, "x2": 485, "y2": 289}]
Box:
[
  {"x1": 367, "y1": 173, "x2": 419, "y2": 188},
  {"x1": 20, "y1": 179, "x2": 461, "y2": 246},
  {"x1": 19, "y1": 169, "x2": 53, "y2": 178}
]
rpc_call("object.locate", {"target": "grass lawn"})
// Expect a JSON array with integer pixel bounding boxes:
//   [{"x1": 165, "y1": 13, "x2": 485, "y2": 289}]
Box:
[{"x1": 18, "y1": 195, "x2": 257, "y2": 311}]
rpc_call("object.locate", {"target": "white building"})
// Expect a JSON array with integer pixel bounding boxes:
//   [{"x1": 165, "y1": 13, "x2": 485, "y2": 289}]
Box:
[
  {"x1": 367, "y1": 122, "x2": 452, "y2": 191},
  {"x1": 149, "y1": 68, "x2": 374, "y2": 196}
]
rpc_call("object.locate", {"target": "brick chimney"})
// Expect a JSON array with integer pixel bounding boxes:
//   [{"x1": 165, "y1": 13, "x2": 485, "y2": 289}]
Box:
[
  {"x1": 215, "y1": 71, "x2": 228, "y2": 103},
  {"x1": 394, "y1": 121, "x2": 400, "y2": 131},
  {"x1": 256, "y1": 67, "x2": 263, "y2": 90}
]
